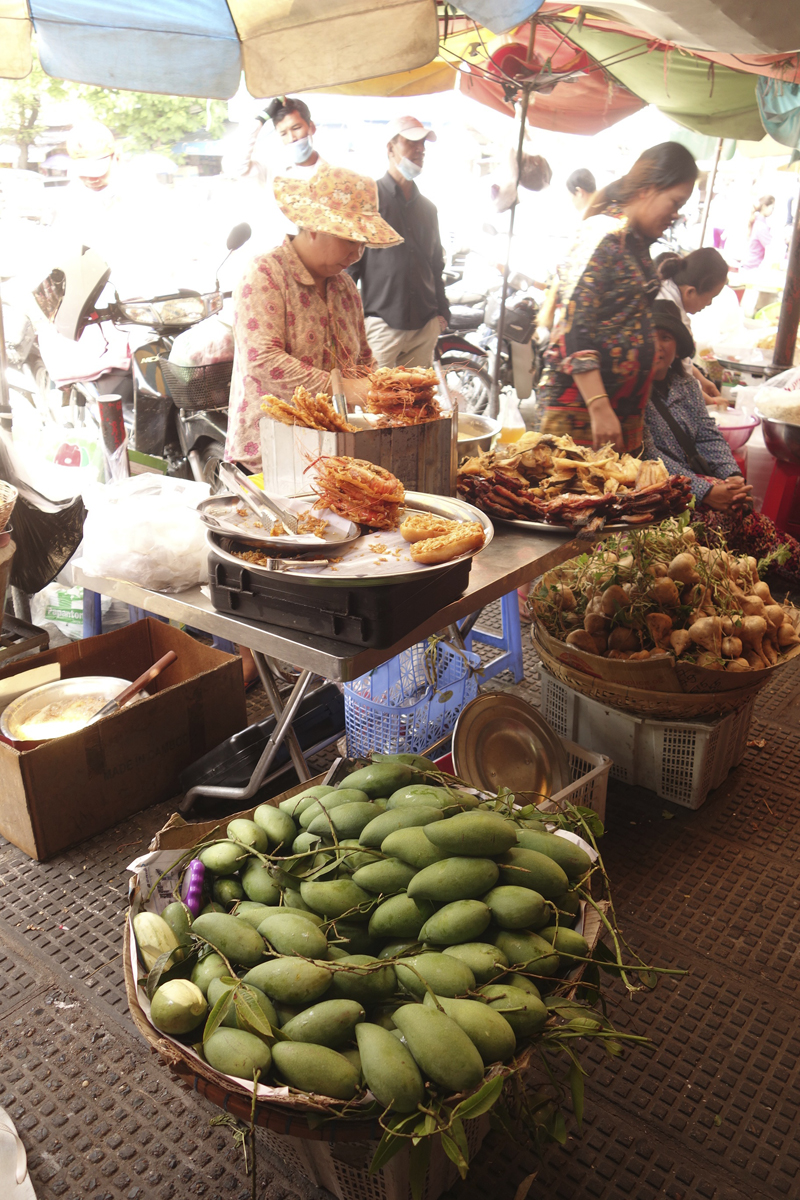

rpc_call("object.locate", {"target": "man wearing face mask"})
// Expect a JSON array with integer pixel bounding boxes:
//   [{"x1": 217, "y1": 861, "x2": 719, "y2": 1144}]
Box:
[
  {"x1": 348, "y1": 116, "x2": 449, "y2": 368},
  {"x1": 223, "y1": 95, "x2": 322, "y2": 185}
]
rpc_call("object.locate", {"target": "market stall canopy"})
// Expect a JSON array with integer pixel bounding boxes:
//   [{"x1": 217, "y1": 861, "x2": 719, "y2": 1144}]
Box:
[{"x1": 0, "y1": 0, "x2": 440, "y2": 98}]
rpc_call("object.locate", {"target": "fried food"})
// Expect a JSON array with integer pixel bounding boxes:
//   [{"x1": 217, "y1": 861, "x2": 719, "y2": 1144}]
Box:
[
  {"x1": 399, "y1": 513, "x2": 458, "y2": 543},
  {"x1": 409, "y1": 521, "x2": 485, "y2": 564},
  {"x1": 309, "y1": 456, "x2": 405, "y2": 530},
  {"x1": 366, "y1": 366, "x2": 441, "y2": 426},
  {"x1": 262, "y1": 386, "x2": 356, "y2": 432}
]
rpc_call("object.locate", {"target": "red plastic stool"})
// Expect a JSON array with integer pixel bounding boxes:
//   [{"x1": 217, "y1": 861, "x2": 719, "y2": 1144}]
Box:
[{"x1": 762, "y1": 460, "x2": 800, "y2": 540}]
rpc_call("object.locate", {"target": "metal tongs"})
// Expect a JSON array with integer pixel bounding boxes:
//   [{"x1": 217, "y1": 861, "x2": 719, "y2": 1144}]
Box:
[
  {"x1": 218, "y1": 461, "x2": 299, "y2": 535},
  {"x1": 329, "y1": 367, "x2": 349, "y2": 422}
]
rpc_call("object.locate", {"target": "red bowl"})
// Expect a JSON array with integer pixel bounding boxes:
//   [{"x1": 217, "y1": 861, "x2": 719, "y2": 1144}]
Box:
[{"x1": 713, "y1": 411, "x2": 759, "y2": 452}]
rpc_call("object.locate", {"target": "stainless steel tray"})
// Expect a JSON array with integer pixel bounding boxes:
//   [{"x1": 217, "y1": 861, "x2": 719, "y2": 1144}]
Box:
[
  {"x1": 452, "y1": 693, "x2": 570, "y2": 802},
  {"x1": 207, "y1": 491, "x2": 493, "y2": 588},
  {"x1": 198, "y1": 493, "x2": 361, "y2": 553},
  {"x1": 493, "y1": 515, "x2": 628, "y2": 534},
  {"x1": 0, "y1": 676, "x2": 147, "y2": 744}
]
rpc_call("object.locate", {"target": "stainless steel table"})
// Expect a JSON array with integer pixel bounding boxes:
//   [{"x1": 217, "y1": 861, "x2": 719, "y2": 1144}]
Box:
[{"x1": 74, "y1": 526, "x2": 578, "y2": 812}]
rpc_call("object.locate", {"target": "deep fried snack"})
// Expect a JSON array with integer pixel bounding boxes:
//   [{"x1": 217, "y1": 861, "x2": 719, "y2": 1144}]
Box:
[
  {"x1": 399, "y1": 513, "x2": 459, "y2": 543},
  {"x1": 262, "y1": 386, "x2": 356, "y2": 432},
  {"x1": 409, "y1": 521, "x2": 485, "y2": 564},
  {"x1": 310, "y1": 456, "x2": 405, "y2": 530},
  {"x1": 366, "y1": 366, "x2": 441, "y2": 426}
]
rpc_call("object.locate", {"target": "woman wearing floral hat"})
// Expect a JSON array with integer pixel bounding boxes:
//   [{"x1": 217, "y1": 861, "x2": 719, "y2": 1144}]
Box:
[{"x1": 225, "y1": 163, "x2": 402, "y2": 470}]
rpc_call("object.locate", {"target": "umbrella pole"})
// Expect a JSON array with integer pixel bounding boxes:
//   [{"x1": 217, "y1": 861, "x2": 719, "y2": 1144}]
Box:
[
  {"x1": 699, "y1": 137, "x2": 723, "y2": 248},
  {"x1": 0, "y1": 281, "x2": 10, "y2": 413},
  {"x1": 771, "y1": 178, "x2": 800, "y2": 372}
]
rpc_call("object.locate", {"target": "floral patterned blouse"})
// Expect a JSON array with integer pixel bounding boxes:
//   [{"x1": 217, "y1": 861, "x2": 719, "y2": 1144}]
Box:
[
  {"x1": 538, "y1": 210, "x2": 659, "y2": 452},
  {"x1": 642, "y1": 372, "x2": 739, "y2": 502},
  {"x1": 225, "y1": 235, "x2": 375, "y2": 468}
]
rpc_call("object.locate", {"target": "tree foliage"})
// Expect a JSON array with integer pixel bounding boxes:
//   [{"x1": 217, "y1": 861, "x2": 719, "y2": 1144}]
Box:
[{"x1": 0, "y1": 51, "x2": 227, "y2": 166}]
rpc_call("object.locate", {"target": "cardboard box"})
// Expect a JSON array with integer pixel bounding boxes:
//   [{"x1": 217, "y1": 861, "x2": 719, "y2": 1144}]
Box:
[
  {"x1": 260, "y1": 413, "x2": 457, "y2": 497},
  {"x1": 0, "y1": 619, "x2": 246, "y2": 861}
]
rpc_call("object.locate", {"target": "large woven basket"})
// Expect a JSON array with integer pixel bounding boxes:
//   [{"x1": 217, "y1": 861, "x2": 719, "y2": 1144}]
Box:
[
  {"x1": 0, "y1": 480, "x2": 18, "y2": 532},
  {"x1": 533, "y1": 629, "x2": 767, "y2": 720}
]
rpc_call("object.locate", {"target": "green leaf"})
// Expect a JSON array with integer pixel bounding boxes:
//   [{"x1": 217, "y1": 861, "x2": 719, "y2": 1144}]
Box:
[
  {"x1": 145, "y1": 947, "x2": 183, "y2": 1001},
  {"x1": 369, "y1": 1128, "x2": 408, "y2": 1175},
  {"x1": 591, "y1": 940, "x2": 623, "y2": 976},
  {"x1": 450, "y1": 1117, "x2": 469, "y2": 1166},
  {"x1": 409, "y1": 1138, "x2": 431, "y2": 1200},
  {"x1": 549, "y1": 1110, "x2": 568, "y2": 1145},
  {"x1": 513, "y1": 1172, "x2": 539, "y2": 1200},
  {"x1": 568, "y1": 1060, "x2": 584, "y2": 1131},
  {"x1": 234, "y1": 986, "x2": 274, "y2": 1039},
  {"x1": 453, "y1": 1074, "x2": 504, "y2": 1120},
  {"x1": 203, "y1": 988, "x2": 234, "y2": 1042},
  {"x1": 441, "y1": 1132, "x2": 469, "y2": 1179}
]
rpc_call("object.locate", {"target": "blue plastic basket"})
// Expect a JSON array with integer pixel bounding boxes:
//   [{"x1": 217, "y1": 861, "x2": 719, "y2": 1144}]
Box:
[{"x1": 343, "y1": 640, "x2": 481, "y2": 757}]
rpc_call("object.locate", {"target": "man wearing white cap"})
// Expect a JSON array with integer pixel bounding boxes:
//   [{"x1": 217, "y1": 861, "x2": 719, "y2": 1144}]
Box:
[{"x1": 349, "y1": 116, "x2": 449, "y2": 368}]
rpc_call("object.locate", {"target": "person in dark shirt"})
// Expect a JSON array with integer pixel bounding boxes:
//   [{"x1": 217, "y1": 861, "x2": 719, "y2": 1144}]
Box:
[{"x1": 348, "y1": 116, "x2": 450, "y2": 368}]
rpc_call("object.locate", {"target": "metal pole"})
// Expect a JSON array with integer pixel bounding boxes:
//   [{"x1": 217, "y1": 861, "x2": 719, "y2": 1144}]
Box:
[
  {"x1": 772, "y1": 178, "x2": 800, "y2": 372},
  {"x1": 699, "y1": 137, "x2": 723, "y2": 248},
  {"x1": 0, "y1": 281, "x2": 10, "y2": 411}
]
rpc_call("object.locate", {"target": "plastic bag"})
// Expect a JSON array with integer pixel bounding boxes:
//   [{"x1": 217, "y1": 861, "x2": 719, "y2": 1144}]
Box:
[
  {"x1": 168, "y1": 314, "x2": 234, "y2": 367},
  {"x1": 80, "y1": 475, "x2": 210, "y2": 592}
]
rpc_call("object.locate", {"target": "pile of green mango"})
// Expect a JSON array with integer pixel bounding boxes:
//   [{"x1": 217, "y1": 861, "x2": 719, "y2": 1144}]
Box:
[{"x1": 133, "y1": 754, "x2": 595, "y2": 1110}]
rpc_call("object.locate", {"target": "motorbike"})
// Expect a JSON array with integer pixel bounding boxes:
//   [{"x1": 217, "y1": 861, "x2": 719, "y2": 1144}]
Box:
[
  {"x1": 31, "y1": 223, "x2": 251, "y2": 484},
  {"x1": 436, "y1": 268, "x2": 542, "y2": 416},
  {"x1": 1, "y1": 287, "x2": 52, "y2": 433}
]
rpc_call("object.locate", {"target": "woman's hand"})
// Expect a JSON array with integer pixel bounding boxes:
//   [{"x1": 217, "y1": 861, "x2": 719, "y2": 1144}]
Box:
[
  {"x1": 700, "y1": 376, "x2": 721, "y2": 400},
  {"x1": 703, "y1": 477, "x2": 753, "y2": 511},
  {"x1": 342, "y1": 377, "x2": 371, "y2": 407},
  {"x1": 588, "y1": 397, "x2": 625, "y2": 451}
]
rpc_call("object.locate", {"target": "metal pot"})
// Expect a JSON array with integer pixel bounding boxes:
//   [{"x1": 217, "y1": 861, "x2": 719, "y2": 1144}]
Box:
[
  {"x1": 757, "y1": 412, "x2": 800, "y2": 465},
  {"x1": 457, "y1": 412, "x2": 500, "y2": 458}
]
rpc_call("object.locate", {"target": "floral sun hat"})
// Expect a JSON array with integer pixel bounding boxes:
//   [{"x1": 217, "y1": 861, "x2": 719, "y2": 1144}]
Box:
[{"x1": 274, "y1": 163, "x2": 403, "y2": 248}]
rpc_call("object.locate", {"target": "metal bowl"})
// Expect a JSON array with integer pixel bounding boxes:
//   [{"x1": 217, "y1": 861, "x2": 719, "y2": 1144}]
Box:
[
  {"x1": 757, "y1": 412, "x2": 800, "y2": 465},
  {"x1": 0, "y1": 676, "x2": 144, "y2": 749},
  {"x1": 457, "y1": 412, "x2": 500, "y2": 457}
]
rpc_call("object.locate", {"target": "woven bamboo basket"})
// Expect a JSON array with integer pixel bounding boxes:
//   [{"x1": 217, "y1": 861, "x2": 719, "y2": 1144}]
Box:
[
  {"x1": 532, "y1": 629, "x2": 767, "y2": 720},
  {"x1": 0, "y1": 481, "x2": 18, "y2": 532}
]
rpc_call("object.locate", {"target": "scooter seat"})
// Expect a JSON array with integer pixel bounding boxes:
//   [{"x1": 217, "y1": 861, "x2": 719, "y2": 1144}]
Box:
[{"x1": 448, "y1": 306, "x2": 485, "y2": 331}]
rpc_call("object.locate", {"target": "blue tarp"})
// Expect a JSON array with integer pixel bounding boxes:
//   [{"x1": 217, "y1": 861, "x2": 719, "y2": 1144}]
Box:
[
  {"x1": 32, "y1": 0, "x2": 242, "y2": 98},
  {"x1": 458, "y1": 1, "x2": 545, "y2": 34},
  {"x1": 757, "y1": 76, "x2": 800, "y2": 149}
]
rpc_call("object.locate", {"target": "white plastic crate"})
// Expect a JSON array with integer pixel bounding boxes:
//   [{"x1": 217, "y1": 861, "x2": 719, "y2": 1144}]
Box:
[
  {"x1": 540, "y1": 669, "x2": 755, "y2": 809},
  {"x1": 545, "y1": 738, "x2": 611, "y2": 823}
]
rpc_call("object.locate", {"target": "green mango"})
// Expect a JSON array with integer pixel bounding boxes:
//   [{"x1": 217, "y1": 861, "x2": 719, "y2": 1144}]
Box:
[
  {"x1": 253, "y1": 805, "x2": 297, "y2": 849},
  {"x1": 292, "y1": 830, "x2": 322, "y2": 855},
  {"x1": 552, "y1": 890, "x2": 582, "y2": 920},
  {"x1": 368, "y1": 894, "x2": 434, "y2": 940},
  {"x1": 213, "y1": 877, "x2": 245, "y2": 908},
  {"x1": 279, "y1": 785, "x2": 336, "y2": 817},
  {"x1": 508, "y1": 973, "x2": 542, "y2": 999},
  {"x1": 341, "y1": 763, "x2": 414, "y2": 798},
  {"x1": 387, "y1": 784, "x2": 479, "y2": 812},
  {"x1": 281, "y1": 999, "x2": 366, "y2": 1048},
  {"x1": 497, "y1": 848, "x2": 569, "y2": 899},
  {"x1": 372, "y1": 752, "x2": 437, "y2": 777},
  {"x1": 240, "y1": 860, "x2": 281, "y2": 906},
  {"x1": 381, "y1": 826, "x2": 448, "y2": 869},
  {"x1": 478, "y1": 984, "x2": 548, "y2": 1037},
  {"x1": 422, "y1": 994, "x2": 516, "y2": 1065},
  {"x1": 300, "y1": 879, "x2": 373, "y2": 921},
  {"x1": 407, "y1": 857, "x2": 499, "y2": 903},
  {"x1": 257, "y1": 914, "x2": 329, "y2": 960},
  {"x1": 493, "y1": 930, "x2": 560, "y2": 975},
  {"x1": 234, "y1": 902, "x2": 273, "y2": 928},
  {"x1": 199, "y1": 902, "x2": 225, "y2": 915},
  {"x1": 482, "y1": 885, "x2": 549, "y2": 931},
  {"x1": 351, "y1": 858, "x2": 418, "y2": 895},
  {"x1": 335, "y1": 841, "x2": 383, "y2": 873},
  {"x1": 191, "y1": 913, "x2": 266, "y2": 967},
  {"x1": 271, "y1": 1041, "x2": 360, "y2": 1101},
  {"x1": 328, "y1": 920, "x2": 377, "y2": 957},
  {"x1": 339, "y1": 1046, "x2": 362, "y2": 1077},
  {"x1": 207, "y1": 978, "x2": 279, "y2": 1031},
  {"x1": 378, "y1": 940, "x2": 420, "y2": 960},
  {"x1": 204, "y1": 1028, "x2": 272, "y2": 1080},
  {"x1": 245, "y1": 904, "x2": 323, "y2": 927},
  {"x1": 359, "y1": 806, "x2": 443, "y2": 849},
  {"x1": 355, "y1": 1022, "x2": 425, "y2": 1112},
  {"x1": 392, "y1": 1004, "x2": 484, "y2": 1093},
  {"x1": 243, "y1": 959, "x2": 331, "y2": 1005},
  {"x1": 161, "y1": 901, "x2": 193, "y2": 947},
  {"x1": 419, "y1": 900, "x2": 491, "y2": 947},
  {"x1": 307, "y1": 802, "x2": 386, "y2": 840},
  {"x1": 425, "y1": 812, "x2": 517, "y2": 858},
  {"x1": 515, "y1": 830, "x2": 593, "y2": 880},
  {"x1": 150, "y1": 979, "x2": 207, "y2": 1035},
  {"x1": 327, "y1": 946, "x2": 348, "y2": 961},
  {"x1": 226, "y1": 817, "x2": 269, "y2": 854},
  {"x1": 537, "y1": 927, "x2": 590, "y2": 960},
  {"x1": 443, "y1": 943, "x2": 508, "y2": 985},
  {"x1": 300, "y1": 790, "x2": 370, "y2": 829},
  {"x1": 395, "y1": 953, "x2": 475, "y2": 999},
  {"x1": 198, "y1": 840, "x2": 249, "y2": 876},
  {"x1": 191, "y1": 952, "x2": 229, "y2": 996},
  {"x1": 328, "y1": 955, "x2": 397, "y2": 1006},
  {"x1": 283, "y1": 888, "x2": 312, "y2": 913}
]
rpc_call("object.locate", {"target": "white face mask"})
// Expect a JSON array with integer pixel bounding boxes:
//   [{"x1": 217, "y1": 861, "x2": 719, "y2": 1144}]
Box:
[
  {"x1": 289, "y1": 135, "x2": 313, "y2": 164},
  {"x1": 398, "y1": 156, "x2": 422, "y2": 181}
]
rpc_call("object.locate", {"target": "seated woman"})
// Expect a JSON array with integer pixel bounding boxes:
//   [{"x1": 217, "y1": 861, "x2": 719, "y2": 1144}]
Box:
[
  {"x1": 643, "y1": 299, "x2": 799, "y2": 584},
  {"x1": 225, "y1": 162, "x2": 402, "y2": 470}
]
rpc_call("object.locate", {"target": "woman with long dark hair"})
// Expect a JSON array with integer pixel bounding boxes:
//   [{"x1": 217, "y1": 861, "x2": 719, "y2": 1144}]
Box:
[
  {"x1": 538, "y1": 141, "x2": 698, "y2": 452},
  {"x1": 656, "y1": 247, "x2": 729, "y2": 400}
]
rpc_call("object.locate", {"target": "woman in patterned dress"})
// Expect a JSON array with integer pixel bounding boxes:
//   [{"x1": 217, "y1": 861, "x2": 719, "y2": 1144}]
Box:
[
  {"x1": 225, "y1": 163, "x2": 402, "y2": 470},
  {"x1": 538, "y1": 142, "x2": 698, "y2": 453}
]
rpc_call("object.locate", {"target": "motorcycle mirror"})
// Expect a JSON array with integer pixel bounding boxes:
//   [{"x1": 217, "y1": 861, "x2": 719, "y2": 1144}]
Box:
[{"x1": 227, "y1": 223, "x2": 252, "y2": 252}]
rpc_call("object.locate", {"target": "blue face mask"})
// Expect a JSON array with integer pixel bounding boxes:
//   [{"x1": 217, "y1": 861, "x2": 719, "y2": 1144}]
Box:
[
  {"x1": 289, "y1": 136, "x2": 313, "y2": 164},
  {"x1": 398, "y1": 156, "x2": 422, "y2": 181}
]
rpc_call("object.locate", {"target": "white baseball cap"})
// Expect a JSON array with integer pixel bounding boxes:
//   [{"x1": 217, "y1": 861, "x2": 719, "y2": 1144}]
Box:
[{"x1": 387, "y1": 116, "x2": 436, "y2": 143}]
